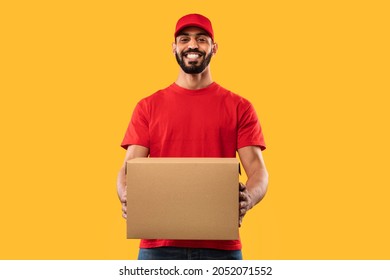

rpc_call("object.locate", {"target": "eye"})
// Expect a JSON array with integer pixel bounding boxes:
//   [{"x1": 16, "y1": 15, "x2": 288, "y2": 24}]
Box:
[
  {"x1": 197, "y1": 37, "x2": 207, "y2": 42},
  {"x1": 178, "y1": 36, "x2": 190, "y2": 43}
]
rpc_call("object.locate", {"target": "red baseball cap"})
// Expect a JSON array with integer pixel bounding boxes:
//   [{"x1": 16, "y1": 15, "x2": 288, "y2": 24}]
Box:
[{"x1": 174, "y1": 13, "x2": 214, "y2": 41}]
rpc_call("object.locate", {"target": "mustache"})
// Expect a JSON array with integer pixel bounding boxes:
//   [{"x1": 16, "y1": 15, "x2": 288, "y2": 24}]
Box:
[{"x1": 181, "y1": 49, "x2": 205, "y2": 56}]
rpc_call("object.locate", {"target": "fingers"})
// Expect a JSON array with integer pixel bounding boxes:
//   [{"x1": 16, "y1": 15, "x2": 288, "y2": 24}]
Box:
[
  {"x1": 239, "y1": 201, "x2": 248, "y2": 221},
  {"x1": 240, "y1": 200, "x2": 249, "y2": 210},
  {"x1": 239, "y1": 186, "x2": 249, "y2": 206},
  {"x1": 239, "y1": 182, "x2": 248, "y2": 201},
  {"x1": 239, "y1": 182, "x2": 249, "y2": 226},
  {"x1": 239, "y1": 200, "x2": 247, "y2": 227},
  {"x1": 239, "y1": 207, "x2": 247, "y2": 227},
  {"x1": 239, "y1": 191, "x2": 247, "y2": 202},
  {"x1": 119, "y1": 190, "x2": 127, "y2": 203},
  {"x1": 239, "y1": 205, "x2": 247, "y2": 215},
  {"x1": 121, "y1": 202, "x2": 127, "y2": 220},
  {"x1": 239, "y1": 209, "x2": 247, "y2": 227},
  {"x1": 118, "y1": 184, "x2": 127, "y2": 219},
  {"x1": 119, "y1": 187, "x2": 127, "y2": 219}
]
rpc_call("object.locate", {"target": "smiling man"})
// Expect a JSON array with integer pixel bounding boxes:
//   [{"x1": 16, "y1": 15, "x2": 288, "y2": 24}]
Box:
[
  {"x1": 174, "y1": 28, "x2": 214, "y2": 74},
  {"x1": 117, "y1": 13, "x2": 269, "y2": 260}
]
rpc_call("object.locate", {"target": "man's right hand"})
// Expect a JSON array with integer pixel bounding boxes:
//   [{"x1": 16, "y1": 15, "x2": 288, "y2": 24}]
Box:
[
  {"x1": 117, "y1": 144, "x2": 150, "y2": 220},
  {"x1": 117, "y1": 165, "x2": 127, "y2": 219}
]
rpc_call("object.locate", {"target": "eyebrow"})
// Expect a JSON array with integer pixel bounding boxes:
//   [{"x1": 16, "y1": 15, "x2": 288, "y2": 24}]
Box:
[{"x1": 178, "y1": 32, "x2": 209, "y2": 37}]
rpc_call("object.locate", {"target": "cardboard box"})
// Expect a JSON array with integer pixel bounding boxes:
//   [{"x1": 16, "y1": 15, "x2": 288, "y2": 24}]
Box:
[{"x1": 126, "y1": 158, "x2": 239, "y2": 240}]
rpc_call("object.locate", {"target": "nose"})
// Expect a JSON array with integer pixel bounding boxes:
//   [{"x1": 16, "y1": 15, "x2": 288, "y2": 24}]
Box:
[{"x1": 188, "y1": 37, "x2": 199, "y2": 49}]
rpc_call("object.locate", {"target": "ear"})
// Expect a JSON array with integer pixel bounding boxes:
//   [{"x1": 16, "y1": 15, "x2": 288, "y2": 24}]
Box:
[
  {"x1": 212, "y1": 42, "x2": 218, "y2": 56},
  {"x1": 172, "y1": 42, "x2": 177, "y2": 55}
]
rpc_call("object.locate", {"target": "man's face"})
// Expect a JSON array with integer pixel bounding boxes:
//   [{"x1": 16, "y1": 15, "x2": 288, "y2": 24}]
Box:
[{"x1": 173, "y1": 27, "x2": 216, "y2": 74}]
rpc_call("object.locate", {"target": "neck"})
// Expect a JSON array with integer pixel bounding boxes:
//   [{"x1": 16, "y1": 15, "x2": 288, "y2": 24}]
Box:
[{"x1": 175, "y1": 67, "x2": 214, "y2": 90}]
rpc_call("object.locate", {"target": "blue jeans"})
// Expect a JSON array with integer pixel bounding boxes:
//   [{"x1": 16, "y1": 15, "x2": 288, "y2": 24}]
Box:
[{"x1": 138, "y1": 247, "x2": 242, "y2": 260}]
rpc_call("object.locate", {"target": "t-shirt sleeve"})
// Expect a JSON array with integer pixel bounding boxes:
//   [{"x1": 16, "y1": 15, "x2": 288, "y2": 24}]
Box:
[
  {"x1": 237, "y1": 100, "x2": 266, "y2": 151},
  {"x1": 121, "y1": 100, "x2": 150, "y2": 150}
]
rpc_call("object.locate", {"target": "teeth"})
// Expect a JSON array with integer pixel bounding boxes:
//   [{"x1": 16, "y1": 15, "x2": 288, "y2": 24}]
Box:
[{"x1": 187, "y1": 53, "x2": 200, "y2": 59}]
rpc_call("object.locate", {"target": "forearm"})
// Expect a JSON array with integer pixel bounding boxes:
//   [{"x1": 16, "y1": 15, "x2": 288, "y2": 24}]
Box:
[
  {"x1": 238, "y1": 145, "x2": 269, "y2": 210},
  {"x1": 245, "y1": 167, "x2": 269, "y2": 209},
  {"x1": 117, "y1": 145, "x2": 149, "y2": 199}
]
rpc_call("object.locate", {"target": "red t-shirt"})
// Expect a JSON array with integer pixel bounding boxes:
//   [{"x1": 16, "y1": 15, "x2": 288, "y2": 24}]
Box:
[{"x1": 121, "y1": 82, "x2": 266, "y2": 250}]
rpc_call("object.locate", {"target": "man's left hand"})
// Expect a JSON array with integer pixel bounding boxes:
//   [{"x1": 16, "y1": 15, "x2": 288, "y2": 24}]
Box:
[{"x1": 239, "y1": 182, "x2": 252, "y2": 227}]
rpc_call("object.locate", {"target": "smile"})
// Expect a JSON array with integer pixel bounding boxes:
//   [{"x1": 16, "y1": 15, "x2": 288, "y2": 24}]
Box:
[{"x1": 184, "y1": 52, "x2": 203, "y2": 59}]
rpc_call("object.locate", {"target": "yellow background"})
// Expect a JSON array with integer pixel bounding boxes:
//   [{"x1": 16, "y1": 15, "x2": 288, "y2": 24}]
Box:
[{"x1": 1, "y1": 0, "x2": 389, "y2": 259}]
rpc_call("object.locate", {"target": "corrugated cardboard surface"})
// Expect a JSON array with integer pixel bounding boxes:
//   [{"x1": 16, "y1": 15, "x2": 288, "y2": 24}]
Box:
[{"x1": 126, "y1": 158, "x2": 239, "y2": 240}]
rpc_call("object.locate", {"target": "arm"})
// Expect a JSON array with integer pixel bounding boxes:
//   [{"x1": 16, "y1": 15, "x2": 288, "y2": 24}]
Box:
[
  {"x1": 237, "y1": 145, "x2": 269, "y2": 226},
  {"x1": 117, "y1": 145, "x2": 149, "y2": 219}
]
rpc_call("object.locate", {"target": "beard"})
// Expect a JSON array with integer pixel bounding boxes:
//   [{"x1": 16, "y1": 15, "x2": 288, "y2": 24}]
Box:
[{"x1": 175, "y1": 50, "x2": 213, "y2": 74}]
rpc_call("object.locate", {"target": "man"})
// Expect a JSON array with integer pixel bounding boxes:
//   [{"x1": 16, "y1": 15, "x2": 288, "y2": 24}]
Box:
[{"x1": 117, "y1": 13, "x2": 268, "y2": 260}]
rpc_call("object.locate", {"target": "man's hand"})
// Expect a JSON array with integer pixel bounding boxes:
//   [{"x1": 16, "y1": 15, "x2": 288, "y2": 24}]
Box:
[
  {"x1": 237, "y1": 146, "x2": 269, "y2": 227},
  {"x1": 117, "y1": 165, "x2": 127, "y2": 219},
  {"x1": 117, "y1": 145, "x2": 149, "y2": 220},
  {"x1": 239, "y1": 182, "x2": 252, "y2": 227}
]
